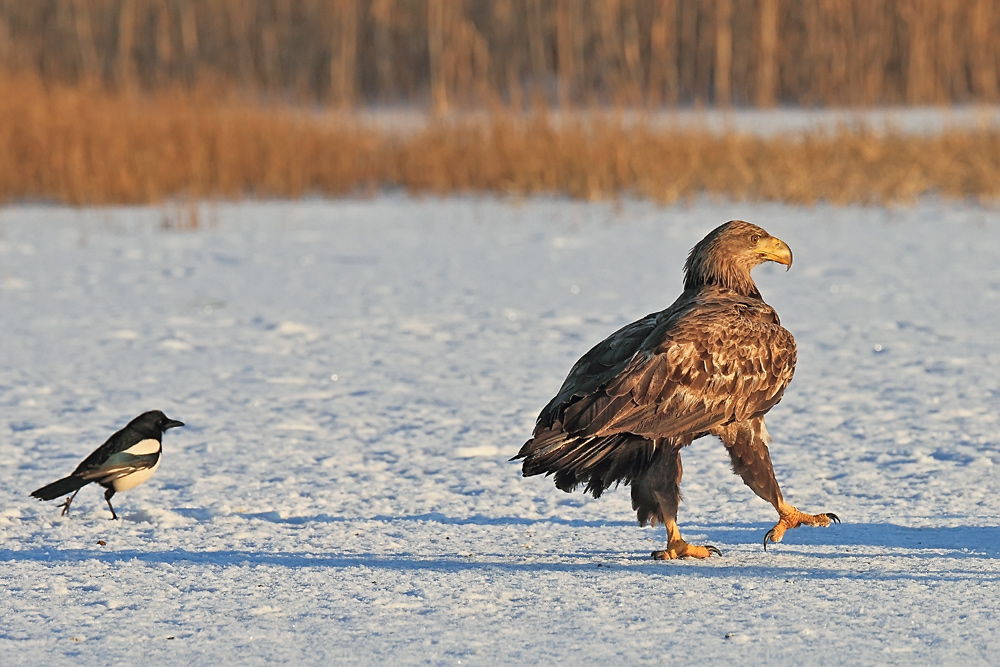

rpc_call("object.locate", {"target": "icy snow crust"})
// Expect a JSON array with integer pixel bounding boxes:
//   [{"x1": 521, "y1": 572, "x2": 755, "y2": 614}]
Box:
[{"x1": 1, "y1": 198, "x2": 998, "y2": 664}]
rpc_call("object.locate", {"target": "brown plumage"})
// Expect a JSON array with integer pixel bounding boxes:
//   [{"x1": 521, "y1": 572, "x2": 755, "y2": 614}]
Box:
[{"x1": 513, "y1": 220, "x2": 838, "y2": 559}]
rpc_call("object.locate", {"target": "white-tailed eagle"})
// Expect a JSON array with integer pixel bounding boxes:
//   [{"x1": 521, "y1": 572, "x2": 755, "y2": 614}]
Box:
[{"x1": 513, "y1": 220, "x2": 838, "y2": 558}]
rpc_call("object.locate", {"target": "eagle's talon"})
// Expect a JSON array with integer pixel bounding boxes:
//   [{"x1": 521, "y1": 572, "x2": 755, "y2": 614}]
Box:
[
  {"x1": 652, "y1": 540, "x2": 720, "y2": 559},
  {"x1": 763, "y1": 506, "x2": 838, "y2": 550},
  {"x1": 763, "y1": 528, "x2": 779, "y2": 551}
]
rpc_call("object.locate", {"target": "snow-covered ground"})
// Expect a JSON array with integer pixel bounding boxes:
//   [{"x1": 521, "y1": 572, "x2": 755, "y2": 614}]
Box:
[
  {"x1": 0, "y1": 197, "x2": 998, "y2": 665},
  {"x1": 355, "y1": 105, "x2": 1000, "y2": 137}
]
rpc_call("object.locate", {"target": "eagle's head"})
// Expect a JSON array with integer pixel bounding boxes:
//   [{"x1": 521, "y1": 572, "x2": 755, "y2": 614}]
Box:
[{"x1": 683, "y1": 220, "x2": 793, "y2": 297}]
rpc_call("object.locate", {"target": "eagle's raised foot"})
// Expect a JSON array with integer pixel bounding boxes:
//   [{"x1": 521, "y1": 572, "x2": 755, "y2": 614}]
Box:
[
  {"x1": 763, "y1": 505, "x2": 840, "y2": 550},
  {"x1": 652, "y1": 541, "x2": 722, "y2": 560}
]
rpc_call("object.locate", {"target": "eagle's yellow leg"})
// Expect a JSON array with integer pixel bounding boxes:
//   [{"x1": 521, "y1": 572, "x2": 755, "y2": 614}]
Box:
[
  {"x1": 764, "y1": 502, "x2": 841, "y2": 549},
  {"x1": 652, "y1": 520, "x2": 722, "y2": 560},
  {"x1": 716, "y1": 419, "x2": 840, "y2": 550}
]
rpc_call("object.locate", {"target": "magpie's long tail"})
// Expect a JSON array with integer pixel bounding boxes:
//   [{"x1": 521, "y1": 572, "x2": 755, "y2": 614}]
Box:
[{"x1": 31, "y1": 476, "x2": 88, "y2": 501}]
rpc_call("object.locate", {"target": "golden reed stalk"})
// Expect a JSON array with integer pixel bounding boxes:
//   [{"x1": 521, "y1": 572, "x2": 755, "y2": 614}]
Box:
[{"x1": 3, "y1": 74, "x2": 999, "y2": 206}]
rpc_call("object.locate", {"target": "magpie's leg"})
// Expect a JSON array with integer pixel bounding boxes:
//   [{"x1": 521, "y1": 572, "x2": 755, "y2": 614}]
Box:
[
  {"x1": 58, "y1": 489, "x2": 81, "y2": 517},
  {"x1": 104, "y1": 488, "x2": 118, "y2": 520}
]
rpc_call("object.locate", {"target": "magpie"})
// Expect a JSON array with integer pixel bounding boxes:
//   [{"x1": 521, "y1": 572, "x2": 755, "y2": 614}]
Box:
[{"x1": 30, "y1": 410, "x2": 184, "y2": 520}]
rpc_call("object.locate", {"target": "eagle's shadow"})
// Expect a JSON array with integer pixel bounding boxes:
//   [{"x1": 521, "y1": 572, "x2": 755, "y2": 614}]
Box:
[
  {"x1": 696, "y1": 521, "x2": 1000, "y2": 559},
  {"x1": 224, "y1": 511, "x2": 1000, "y2": 559},
  {"x1": 230, "y1": 510, "x2": 634, "y2": 529},
  {"x1": 231, "y1": 511, "x2": 1000, "y2": 560}
]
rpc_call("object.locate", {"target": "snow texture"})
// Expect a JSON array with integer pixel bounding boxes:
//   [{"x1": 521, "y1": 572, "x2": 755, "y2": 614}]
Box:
[
  {"x1": 357, "y1": 104, "x2": 1000, "y2": 137},
  {"x1": 1, "y1": 197, "x2": 998, "y2": 665}
]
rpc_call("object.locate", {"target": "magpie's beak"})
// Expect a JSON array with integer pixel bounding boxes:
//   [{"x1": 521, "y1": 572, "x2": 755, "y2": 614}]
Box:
[{"x1": 163, "y1": 419, "x2": 185, "y2": 430}]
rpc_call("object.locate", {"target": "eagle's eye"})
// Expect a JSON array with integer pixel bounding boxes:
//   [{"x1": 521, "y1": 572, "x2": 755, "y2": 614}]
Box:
[{"x1": 749, "y1": 234, "x2": 760, "y2": 244}]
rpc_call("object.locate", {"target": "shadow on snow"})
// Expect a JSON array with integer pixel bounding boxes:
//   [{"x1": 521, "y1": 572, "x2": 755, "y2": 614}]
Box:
[
  {"x1": 3, "y1": 517, "x2": 997, "y2": 582},
  {"x1": 228, "y1": 510, "x2": 1000, "y2": 559},
  {"x1": 232, "y1": 510, "x2": 634, "y2": 529},
  {"x1": 0, "y1": 544, "x2": 997, "y2": 584}
]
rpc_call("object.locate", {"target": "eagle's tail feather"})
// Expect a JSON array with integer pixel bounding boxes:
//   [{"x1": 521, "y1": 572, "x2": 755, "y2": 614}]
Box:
[{"x1": 516, "y1": 428, "x2": 660, "y2": 498}]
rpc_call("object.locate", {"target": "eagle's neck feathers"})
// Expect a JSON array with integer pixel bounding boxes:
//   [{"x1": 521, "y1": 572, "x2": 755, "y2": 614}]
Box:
[{"x1": 683, "y1": 243, "x2": 761, "y2": 299}]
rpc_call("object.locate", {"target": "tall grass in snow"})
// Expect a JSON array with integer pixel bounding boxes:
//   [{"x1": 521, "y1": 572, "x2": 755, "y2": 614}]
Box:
[{"x1": 3, "y1": 74, "x2": 1000, "y2": 207}]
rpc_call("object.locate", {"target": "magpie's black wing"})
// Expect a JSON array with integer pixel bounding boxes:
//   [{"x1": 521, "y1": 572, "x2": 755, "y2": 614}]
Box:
[
  {"x1": 71, "y1": 424, "x2": 144, "y2": 474},
  {"x1": 76, "y1": 450, "x2": 159, "y2": 485}
]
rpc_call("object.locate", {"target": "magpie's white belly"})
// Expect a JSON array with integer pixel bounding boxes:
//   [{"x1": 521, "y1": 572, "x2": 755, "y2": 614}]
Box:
[{"x1": 112, "y1": 454, "x2": 161, "y2": 492}]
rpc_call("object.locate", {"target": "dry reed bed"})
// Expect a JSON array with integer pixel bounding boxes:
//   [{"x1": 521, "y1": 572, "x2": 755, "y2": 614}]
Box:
[{"x1": 2, "y1": 76, "x2": 999, "y2": 206}]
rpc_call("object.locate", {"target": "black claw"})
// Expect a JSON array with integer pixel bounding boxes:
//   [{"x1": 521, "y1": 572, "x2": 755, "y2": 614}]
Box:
[
  {"x1": 763, "y1": 529, "x2": 775, "y2": 551},
  {"x1": 706, "y1": 545, "x2": 723, "y2": 557},
  {"x1": 826, "y1": 513, "x2": 841, "y2": 524}
]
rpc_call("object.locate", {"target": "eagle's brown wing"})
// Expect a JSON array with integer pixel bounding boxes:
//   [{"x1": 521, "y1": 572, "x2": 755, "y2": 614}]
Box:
[{"x1": 515, "y1": 288, "x2": 796, "y2": 497}]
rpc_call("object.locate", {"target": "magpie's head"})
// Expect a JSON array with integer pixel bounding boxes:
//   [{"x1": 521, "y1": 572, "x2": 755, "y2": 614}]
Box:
[{"x1": 129, "y1": 410, "x2": 185, "y2": 436}]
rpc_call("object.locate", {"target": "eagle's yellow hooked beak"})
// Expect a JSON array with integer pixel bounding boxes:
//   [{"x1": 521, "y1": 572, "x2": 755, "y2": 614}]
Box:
[{"x1": 757, "y1": 236, "x2": 793, "y2": 270}]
